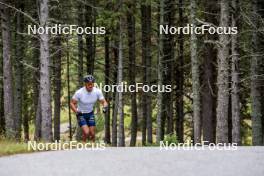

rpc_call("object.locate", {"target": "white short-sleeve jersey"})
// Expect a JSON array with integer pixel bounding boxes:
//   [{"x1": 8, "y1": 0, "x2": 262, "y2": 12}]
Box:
[{"x1": 72, "y1": 87, "x2": 104, "y2": 113}]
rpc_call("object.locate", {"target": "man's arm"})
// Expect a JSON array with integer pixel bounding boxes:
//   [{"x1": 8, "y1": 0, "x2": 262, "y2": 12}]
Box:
[{"x1": 70, "y1": 99, "x2": 78, "y2": 114}]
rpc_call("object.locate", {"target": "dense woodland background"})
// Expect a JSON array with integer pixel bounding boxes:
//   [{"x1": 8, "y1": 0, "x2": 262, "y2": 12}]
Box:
[{"x1": 0, "y1": 0, "x2": 263, "y2": 146}]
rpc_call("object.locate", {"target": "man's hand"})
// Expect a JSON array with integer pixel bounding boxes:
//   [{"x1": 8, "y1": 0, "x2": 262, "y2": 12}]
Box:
[
  {"x1": 102, "y1": 106, "x2": 108, "y2": 113},
  {"x1": 76, "y1": 110, "x2": 82, "y2": 116},
  {"x1": 70, "y1": 99, "x2": 79, "y2": 115},
  {"x1": 99, "y1": 99, "x2": 108, "y2": 114}
]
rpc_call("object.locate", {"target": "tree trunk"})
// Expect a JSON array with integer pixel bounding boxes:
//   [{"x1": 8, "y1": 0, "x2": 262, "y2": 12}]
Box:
[
  {"x1": 141, "y1": 4, "x2": 147, "y2": 145},
  {"x1": 163, "y1": 0, "x2": 174, "y2": 136},
  {"x1": 156, "y1": 0, "x2": 165, "y2": 143},
  {"x1": 77, "y1": 2, "x2": 84, "y2": 87},
  {"x1": 1, "y1": 0, "x2": 15, "y2": 138},
  {"x1": 50, "y1": 0, "x2": 63, "y2": 141},
  {"x1": 13, "y1": 0, "x2": 24, "y2": 140},
  {"x1": 104, "y1": 35, "x2": 111, "y2": 144},
  {"x1": 53, "y1": 36, "x2": 62, "y2": 141},
  {"x1": 127, "y1": 3, "x2": 138, "y2": 146},
  {"x1": 23, "y1": 90, "x2": 29, "y2": 141},
  {"x1": 190, "y1": 0, "x2": 201, "y2": 144},
  {"x1": 92, "y1": 0, "x2": 96, "y2": 73},
  {"x1": 176, "y1": 0, "x2": 184, "y2": 143},
  {"x1": 251, "y1": 0, "x2": 263, "y2": 146},
  {"x1": 141, "y1": 3, "x2": 152, "y2": 145},
  {"x1": 34, "y1": 94, "x2": 42, "y2": 140},
  {"x1": 259, "y1": 0, "x2": 264, "y2": 144},
  {"x1": 85, "y1": 0, "x2": 94, "y2": 74},
  {"x1": 216, "y1": 0, "x2": 230, "y2": 144},
  {"x1": 76, "y1": 2, "x2": 84, "y2": 141},
  {"x1": 111, "y1": 40, "x2": 118, "y2": 146},
  {"x1": 145, "y1": 5, "x2": 152, "y2": 144},
  {"x1": 231, "y1": 0, "x2": 241, "y2": 143},
  {"x1": 117, "y1": 2, "x2": 125, "y2": 146},
  {"x1": 33, "y1": 12, "x2": 40, "y2": 140},
  {"x1": 231, "y1": 0, "x2": 241, "y2": 145},
  {"x1": 228, "y1": 92, "x2": 232, "y2": 143},
  {"x1": 201, "y1": 0, "x2": 217, "y2": 144},
  {"x1": 76, "y1": 1, "x2": 84, "y2": 85},
  {"x1": 39, "y1": 0, "x2": 53, "y2": 141},
  {"x1": 66, "y1": 38, "x2": 72, "y2": 140},
  {"x1": 0, "y1": 41, "x2": 4, "y2": 135},
  {"x1": 0, "y1": 79, "x2": 4, "y2": 135}
]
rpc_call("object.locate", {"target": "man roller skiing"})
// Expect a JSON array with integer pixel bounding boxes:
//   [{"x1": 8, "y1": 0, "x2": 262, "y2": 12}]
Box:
[{"x1": 70, "y1": 75, "x2": 108, "y2": 142}]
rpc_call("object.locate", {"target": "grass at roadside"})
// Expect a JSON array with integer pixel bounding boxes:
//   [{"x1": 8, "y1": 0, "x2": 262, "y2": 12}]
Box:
[{"x1": 0, "y1": 139, "x2": 34, "y2": 157}]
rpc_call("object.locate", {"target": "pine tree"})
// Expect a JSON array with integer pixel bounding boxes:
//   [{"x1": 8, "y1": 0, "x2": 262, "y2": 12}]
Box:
[
  {"x1": 39, "y1": 0, "x2": 53, "y2": 141},
  {"x1": 216, "y1": 0, "x2": 230, "y2": 144}
]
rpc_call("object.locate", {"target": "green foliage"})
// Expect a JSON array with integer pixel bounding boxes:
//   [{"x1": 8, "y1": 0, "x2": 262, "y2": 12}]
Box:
[
  {"x1": 163, "y1": 134, "x2": 178, "y2": 145},
  {"x1": 95, "y1": 113, "x2": 105, "y2": 132},
  {"x1": 241, "y1": 119, "x2": 252, "y2": 146}
]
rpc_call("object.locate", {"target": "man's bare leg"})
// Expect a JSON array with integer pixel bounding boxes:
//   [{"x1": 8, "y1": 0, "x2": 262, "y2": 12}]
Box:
[
  {"x1": 89, "y1": 126, "x2": 96, "y2": 142},
  {"x1": 81, "y1": 125, "x2": 89, "y2": 142}
]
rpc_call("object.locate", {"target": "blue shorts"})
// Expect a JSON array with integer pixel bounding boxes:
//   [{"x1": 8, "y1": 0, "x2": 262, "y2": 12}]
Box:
[{"x1": 77, "y1": 111, "x2": 96, "y2": 127}]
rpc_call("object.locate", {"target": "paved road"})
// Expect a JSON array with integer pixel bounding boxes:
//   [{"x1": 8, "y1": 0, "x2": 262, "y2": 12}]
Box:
[{"x1": 0, "y1": 147, "x2": 264, "y2": 176}]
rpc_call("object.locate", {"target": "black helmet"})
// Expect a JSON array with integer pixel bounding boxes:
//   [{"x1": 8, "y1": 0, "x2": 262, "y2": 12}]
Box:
[{"x1": 83, "y1": 75, "x2": 95, "y2": 83}]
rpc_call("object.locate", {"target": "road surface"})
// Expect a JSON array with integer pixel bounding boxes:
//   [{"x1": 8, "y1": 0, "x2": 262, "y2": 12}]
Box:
[{"x1": 0, "y1": 147, "x2": 264, "y2": 176}]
